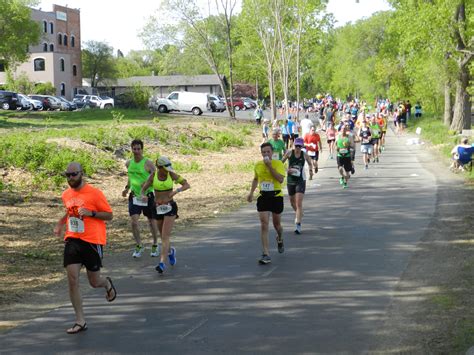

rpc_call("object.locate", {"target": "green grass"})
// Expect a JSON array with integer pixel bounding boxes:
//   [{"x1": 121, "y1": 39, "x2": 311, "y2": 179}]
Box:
[{"x1": 407, "y1": 113, "x2": 473, "y2": 180}]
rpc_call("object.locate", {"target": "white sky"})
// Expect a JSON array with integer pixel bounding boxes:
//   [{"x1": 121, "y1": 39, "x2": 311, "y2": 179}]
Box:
[{"x1": 36, "y1": 0, "x2": 392, "y2": 55}]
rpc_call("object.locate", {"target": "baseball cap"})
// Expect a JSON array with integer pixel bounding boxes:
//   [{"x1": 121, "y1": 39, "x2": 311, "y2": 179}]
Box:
[
  {"x1": 294, "y1": 138, "x2": 304, "y2": 147},
  {"x1": 156, "y1": 156, "x2": 174, "y2": 172}
]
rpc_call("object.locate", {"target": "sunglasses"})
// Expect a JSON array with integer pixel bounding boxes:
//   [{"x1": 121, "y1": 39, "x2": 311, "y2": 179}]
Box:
[
  {"x1": 295, "y1": 145, "x2": 302, "y2": 148},
  {"x1": 64, "y1": 171, "x2": 81, "y2": 178}
]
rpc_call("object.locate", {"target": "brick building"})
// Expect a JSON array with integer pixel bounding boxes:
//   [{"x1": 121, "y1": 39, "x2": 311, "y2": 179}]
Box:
[{"x1": 0, "y1": 4, "x2": 82, "y2": 99}]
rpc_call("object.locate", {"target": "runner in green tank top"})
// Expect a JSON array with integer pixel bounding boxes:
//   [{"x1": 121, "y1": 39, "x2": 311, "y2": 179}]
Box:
[
  {"x1": 336, "y1": 126, "x2": 353, "y2": 188},
  {"x1": 369, "y1": 116, "x2": 381, "y2": 163},
  {"x1": 122, "y1": 139, "x2": 159, "y2": 258}
]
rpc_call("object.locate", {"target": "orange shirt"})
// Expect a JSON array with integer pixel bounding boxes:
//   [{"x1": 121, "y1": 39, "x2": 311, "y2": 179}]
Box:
[
  {"x1": 62, "y1": 184, "x2": 112, "y2": 245},
  {"x1": 304, "y1": 133, "x2": 321, "y2": 152}
]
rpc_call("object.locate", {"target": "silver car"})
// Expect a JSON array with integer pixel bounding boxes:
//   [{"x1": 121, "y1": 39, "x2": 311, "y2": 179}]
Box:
[
  {"x1": 18, "y1": 94, "x2": 43, "y2": 111},
  {"x1": 209, "y1": 94, "x2": 226, "y2": 112}
]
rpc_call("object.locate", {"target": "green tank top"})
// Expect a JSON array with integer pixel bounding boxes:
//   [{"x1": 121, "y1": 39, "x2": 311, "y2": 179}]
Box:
[
  {"x1": 128, "y1": 158, "x2": 153, "y2": 196},
  {"x1": 370, "y1": 123, "x2": 381, "y2": 138},
  {"x1": 153, "y1": 171, "x2": 174, "y2": 191},
  {"x1": 287, "y1": 150, "x2": 305, "y2": 185},
  {"x1": 336, "y1": 137, "x2": 351, "y2": 157}
]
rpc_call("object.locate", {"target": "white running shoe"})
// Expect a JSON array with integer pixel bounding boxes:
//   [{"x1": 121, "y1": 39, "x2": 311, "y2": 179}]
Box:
[{"x1": 132, "y1": 245, "x2": 145, "y2": 258}]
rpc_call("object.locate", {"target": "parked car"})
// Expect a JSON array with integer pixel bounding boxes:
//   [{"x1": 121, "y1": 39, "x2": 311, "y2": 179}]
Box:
[
  {"x1": 226, "y1": 98, "x2": 245, "y2": 111},
  {"x1": 16, "y1": 94, "x2": 33, "y2": 110},
  {"x1": 209, "y1": 94, "x2": 226, "y2": 112},
  {"x1": 152, "y1": 91, "x2": 210, "y2": 116},
  {"x1": 18, "y1": 94, "x2": 43, "y2": 111},
  {"x1": 57, "y1": 96, "x2": 77, "y2": 111},
  {"x1": 242, "y1": 97, "x2": 257, "y2": 110},
  {"x1": 82, "y1": 95, "x2": 114, "y2": 109},
  {"x1": 29, "y1": 95, "x2": 61, "y2": 110},
  {"x1": 0, "y1": 90, "x2": 19, "y2": 110}
]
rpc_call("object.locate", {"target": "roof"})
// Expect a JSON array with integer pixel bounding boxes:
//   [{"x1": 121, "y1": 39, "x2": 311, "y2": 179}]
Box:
[{"x1": 104, "y1": 74, "x2": 224, "y2": 88}]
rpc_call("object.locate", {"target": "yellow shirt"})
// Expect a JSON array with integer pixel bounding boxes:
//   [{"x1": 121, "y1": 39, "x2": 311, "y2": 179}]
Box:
[{"x1": 254, "y1": 160, "x2": 285, "y2": 197}]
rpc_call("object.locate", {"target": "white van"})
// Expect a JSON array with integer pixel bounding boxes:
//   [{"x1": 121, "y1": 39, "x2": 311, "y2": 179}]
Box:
[{"x1": 153, "y1": 91, "x2": 210, "y2": 116}]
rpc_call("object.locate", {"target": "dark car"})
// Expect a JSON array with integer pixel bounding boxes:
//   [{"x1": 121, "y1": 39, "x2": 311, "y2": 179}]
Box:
[
  {"x1": 57, "y1": 96, "x2": 77, "y2": 111},
  {"x1": 0, "y1": 90, "x2": 19, "y2": 110},
  {"x1": 29, "y1": 95, "x2": 61, "y2": 111}
]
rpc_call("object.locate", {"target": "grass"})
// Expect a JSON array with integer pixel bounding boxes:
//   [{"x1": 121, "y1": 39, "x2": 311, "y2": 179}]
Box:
[{"x1": 407, "y1": 113, "x2": 474, "y2": 181}]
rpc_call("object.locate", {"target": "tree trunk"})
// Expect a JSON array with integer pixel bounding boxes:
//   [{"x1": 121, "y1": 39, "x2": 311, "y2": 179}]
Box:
[
  {"x1": 268, "y1": 63, "x2": 276, "y2": 121},
  {"x1": 295, "y1": 15, "x2": 302, "y2": 121},
  {"x1": 443, "y1": 79, "x2": 453, "y2": 126},
  {"x1": 450, "y1": 61, "x2": 471, "y2": 132}
]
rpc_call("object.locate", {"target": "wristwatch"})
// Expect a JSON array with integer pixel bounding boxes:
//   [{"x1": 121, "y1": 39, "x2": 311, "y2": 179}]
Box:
[{"x1": 91, "y1": 211, "x2": 97, "y2": 218}]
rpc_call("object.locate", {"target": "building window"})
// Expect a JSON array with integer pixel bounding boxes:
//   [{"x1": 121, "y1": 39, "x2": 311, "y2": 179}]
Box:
[
  {"x1": 49, "y1": 44, "x2": 54, "y2": 52},
  {"x1": 43, "y1": 20, "x2": 47, "y2": 33},
  {"x1": 64, "y1": 35, "x2": 68, "y2": 46},
  {"x1": 34, "y1": 58, "x2": 45, "y2": 71},
  {"x1": 58, "y1": 33, "x2": 62, "y2": 45},
  {"x1": 60, "y1": 58, "x2": 65, "y2": 72},
  {"x1": 72, "y1": 65, "x2": 77, "y2": 76},
  {"x1": 71, "y1": 36, "x2": 75, "y2": 48},
  {"x1": 60, "y1": 83, "x2": 65, "y2": 96},
  {"x1": 43, "y1": 43, "x2": 48, "y2": 52},
  {"x1": 50, "y1": 22, "x2": 54, "y2": 34}
]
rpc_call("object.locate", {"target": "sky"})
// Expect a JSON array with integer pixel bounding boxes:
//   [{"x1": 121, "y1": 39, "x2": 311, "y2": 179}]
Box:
[{"x1": 36, "y1": 0, "x2": 392, "y2": 55}]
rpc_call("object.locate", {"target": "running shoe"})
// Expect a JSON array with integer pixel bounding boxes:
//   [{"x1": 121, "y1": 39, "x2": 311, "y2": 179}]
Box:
[
  {"x1": 330, "y1": 155, "x2": 334, "y2": 160},
  {"x1": 150, "y1": 244, "x2": 159, "y2": 257},
  {"x1": 382, "y1": 145, "x2": 385, "y2": 151},
  {"x1": 155, "y1": 262, "x2": 166, "y2": 274},
  {"x1": 259, "y1": 254, "x2": 272, "y2": 264},
  {"x1": 132, "y1": 245, "x2": 144, "y2": 258},
  {"x1": 276, "y1": 236, "x2": 284, "y2": 253},
  {"x1": 168, "y1": 247, "x2": 177, "y2": 266},
  {"x1": 314, "y1": 167, "x2": 318, "y2": 174},
  {"x1": 376, "y1": 157, "x2": 379, "y2": 163},
  {"x1": 351, "y1": 167, "x2": 355, "y2": 174},
  {"x1": 339, "y1": 177, "x2": 344, "y2": 185},
  {"x1": 295, "y1": 223, "x2": 302, "y2": 234},
  {"x1": 365, "y1": 164, "x2": 368, "y2": 170},
  {"x1": 343, "y1": 182, "x2": 348, "y2": 189}
]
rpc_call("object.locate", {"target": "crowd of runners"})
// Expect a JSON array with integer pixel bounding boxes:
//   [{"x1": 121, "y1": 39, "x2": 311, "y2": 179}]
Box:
[{"x1": 55, "y1": 94, "x2": 420, "y2": 333}]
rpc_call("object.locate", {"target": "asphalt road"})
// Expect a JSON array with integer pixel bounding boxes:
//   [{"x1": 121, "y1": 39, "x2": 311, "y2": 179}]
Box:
[{"x1": 0, "y1": 127, "x2": 437, "y2": 354}]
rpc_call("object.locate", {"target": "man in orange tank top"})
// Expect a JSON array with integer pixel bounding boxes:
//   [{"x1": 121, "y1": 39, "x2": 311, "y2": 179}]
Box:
[{"x1": 54, "y1": 162, "x2": 115, "y2": 334}]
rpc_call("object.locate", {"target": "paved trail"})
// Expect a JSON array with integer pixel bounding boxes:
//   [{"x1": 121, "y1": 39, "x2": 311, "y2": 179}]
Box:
[{"x1": 0, "y1": 128, "x2": 439, "y2": 354}]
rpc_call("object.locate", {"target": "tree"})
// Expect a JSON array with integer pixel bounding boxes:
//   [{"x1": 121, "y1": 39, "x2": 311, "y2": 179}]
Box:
[
  {"x1": 82, "y1": 41, "x2": 117, "y2": 87},
  {"x1": 0, "y1": 0, "x2": 41, "y2": 68}
]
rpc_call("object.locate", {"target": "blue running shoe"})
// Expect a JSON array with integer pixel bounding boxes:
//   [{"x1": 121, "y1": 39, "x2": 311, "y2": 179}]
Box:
[
  {"x1": 168, "y1": 247, "x2": 176, "y2": 266},
  {"x1": 155, "y1": 262, "x2": 166, "y2": 274}
]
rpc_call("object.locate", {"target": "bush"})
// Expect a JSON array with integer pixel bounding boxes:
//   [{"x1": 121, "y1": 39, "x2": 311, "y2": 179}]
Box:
[{"x1": 34, "y1": 82, "x2": 56, "y2": 95}]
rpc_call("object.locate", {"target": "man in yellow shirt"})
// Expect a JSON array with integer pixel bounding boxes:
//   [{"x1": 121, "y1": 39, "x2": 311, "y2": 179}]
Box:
[{"x1": 247, "y1": 143, "x2": 286, "y2": 264}]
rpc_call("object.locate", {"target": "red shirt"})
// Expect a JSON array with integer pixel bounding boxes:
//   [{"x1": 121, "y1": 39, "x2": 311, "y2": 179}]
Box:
[
  {"x1": 62, "y1": 184, "x2": 112, "y2": 245},
  {"x1": 304, "y1": 133, "x2": 321, "y2": 152}
]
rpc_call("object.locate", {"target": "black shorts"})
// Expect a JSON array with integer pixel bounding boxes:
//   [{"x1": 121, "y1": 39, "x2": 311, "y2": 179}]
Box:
[
  {"x1": 154, "y1": 200, "x2": 179, "y2": 220},
  {"x1": 371, "y1": 138, "x2": 379, "y2": 145},
  {"x1": 291, "y1": 134, "x2": 299, "y2": 140},
  {"x1": 327, "y1": 139, "x2": 335, "y2": 144},
  {"x1": 64, "y1": 238, "x2": 103, "y2": 272},
  {"x1": 282, "y1": 134, "x2": 290, "y2": 144},
  {"x1": 337, "y1": 156, "x2": 352, "y2": 172},
  {"x1": 287, "y1": 180, "x2": 306, "y2": 196},
  {"x1": 257, "y1": 194, "x2": 284, "y2": 214},
  {"x1": 308, "y1": 151, "x2": 319, "y2": 161},
  {"x1": 128, "y1": 192, "x2": 156, "y2": 218}
]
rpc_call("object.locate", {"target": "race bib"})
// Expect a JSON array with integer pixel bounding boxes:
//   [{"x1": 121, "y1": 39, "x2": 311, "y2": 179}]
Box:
[
  {"x1": 339, "y1": 148, "x2": 349, "y2": 154},
  {"x1": 308, "y1": 150, "x2": 316, "y2": 157},
  {"x1": 156, "y1": 204, "x2": 172, "y2": 215},
  {"x1": 272, "y1": 152, "x2": 280, "y2": 160},
  {"x1": 289, "y1": 167, "x2": 301, "y2": 177},
  {"x1": 133, "y1": 196, "x2": 148, "y2": 207},
  {"x1": 68, "y1": 217, "x2": 84, "y2": 233},
  {"x1": 260, "y1": 181, "x2": 274, "y2": 191}
]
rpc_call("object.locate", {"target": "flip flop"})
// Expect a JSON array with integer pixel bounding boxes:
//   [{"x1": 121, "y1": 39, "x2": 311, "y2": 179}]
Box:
[
  {"x1": 105, "y1": 277, "x2": 117, "y2": 302},
  {"x1": 66, "y1": 322, "x2": 87, "y2": 334}
]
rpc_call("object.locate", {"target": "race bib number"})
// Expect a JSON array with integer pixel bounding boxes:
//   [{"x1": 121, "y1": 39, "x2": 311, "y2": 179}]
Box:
[
  {"x1": 308, "y1": 150, "x2": 316, "y2": 157},
  {"x1": 339, "y1": 148, "x2": 349, "y2": 154},
  {"x1": 156, "y1": 204, "x2": 172, "y2": 215},
  {"x1": 272, "y1": 152, "x2": 280, "y2": 160},
  {"x1": 260, "y1": 181, "x2": 274, "y2": 191},
  {"x1": 289, "y1": 166, "x2": 301, "y2": 177},
  {"x1": 68, "y1": 217, "x2": 84, "y2": 233},
  {"x1": 133, "y1": 196, "x2": 148, "y2": 207}
]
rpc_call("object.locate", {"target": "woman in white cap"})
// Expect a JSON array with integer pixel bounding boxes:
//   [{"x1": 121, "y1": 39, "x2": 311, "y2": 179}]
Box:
[{"x1": 141, "y1": 156, "x2": 190, "y2": 274}]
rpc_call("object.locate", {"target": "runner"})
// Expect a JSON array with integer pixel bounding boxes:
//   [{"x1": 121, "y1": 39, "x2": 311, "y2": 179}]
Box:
[
  {"x1": 336, "y1": 127, "x2": 353, "y2": 188},
  {"x1": 122, "y1": 139, "x2": 159, "y2": 258},
  {"x1": 54, "y1": 162, "x2": 115, "y2": 334},
  {"x1": 280, "y1": 119, "x2": 290, "y2": 150},
  {"x1": 358, "y1": 119, "x2": 373, "y2": 170},
  {"x1": 304, "y1": 125, "x2": 322, "y2": 174},
  {"x1": 300, "y1": 114, "x2": 314, "y2": 138},
  {"x1": 287, "y1": 116, "x2": 296, "y2": 148},
  {"x1": 369, "y1": 116, "x2": 382, "y2": 163},
  {"x1": 377, "y1": 113, "x2": 388, "y2": 152},
  {"x1": 247, "y1": 143, "x2": 285, "y2": 264},
  {"x1": 326, "y1": 122, "x2": 337, "y2": 159},
  {"x1": 254, "y1": 105, "x2": 263, "y2": 125},
  {"x1": 282, "y1": 137, "x2": 313, "y2": 234},
  {"x1": 261, "y1": 118, "x2": 270, "y2": 143},
  {"x1": 268, "y1": 128, "x2": 286, "y2": 160},
  {"x1": 140, "y1": 156, "x2": 190, "y2": 274}
]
